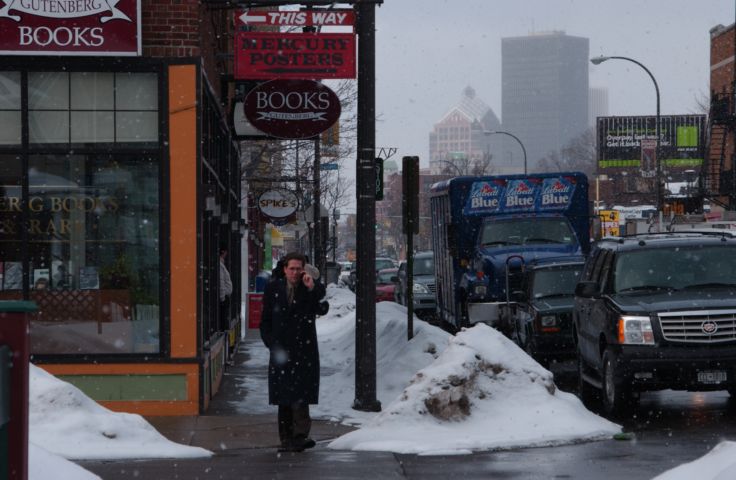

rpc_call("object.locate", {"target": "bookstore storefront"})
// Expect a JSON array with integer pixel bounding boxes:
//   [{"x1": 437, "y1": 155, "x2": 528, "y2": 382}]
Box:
[
  {"x1": 0, "y1": 59, "x2": 241, "y2": 414},
  {"x1": 0, "y1": 65, "x2": 162, "y2": 355}
]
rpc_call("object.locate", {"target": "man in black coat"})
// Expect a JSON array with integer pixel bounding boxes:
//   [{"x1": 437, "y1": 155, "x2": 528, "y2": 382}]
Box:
[{"x1": 260, "y1": 251, "x2": 328, "y2": 452}]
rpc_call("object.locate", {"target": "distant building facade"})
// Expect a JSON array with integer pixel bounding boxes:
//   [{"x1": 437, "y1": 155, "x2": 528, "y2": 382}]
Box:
[
  {"x1": 502, "y1": 31, "x2": 590, "y2": 170},
  {"x1": 429, "y1": 86, "x2": 510, "y2": 175},
  {"x1": 589, "y1": 87, "x2": 610, "y2": 128}
]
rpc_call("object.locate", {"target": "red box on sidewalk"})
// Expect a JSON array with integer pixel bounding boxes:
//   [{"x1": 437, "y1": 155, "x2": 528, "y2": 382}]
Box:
[{"x1": 247, "y1": 293, "x2": 264, "y2": 329}]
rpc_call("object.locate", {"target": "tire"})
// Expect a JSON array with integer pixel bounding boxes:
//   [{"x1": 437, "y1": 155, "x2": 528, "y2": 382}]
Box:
[
  {"x1": 459, "y1": 299, "x2": 471, "y2": 330},
  {"x1": 577, "y1": 353, "x2": 598, "y2": 406},
  {"x1": 601, "y1": 349, "x2": 634, "y2": 416}
]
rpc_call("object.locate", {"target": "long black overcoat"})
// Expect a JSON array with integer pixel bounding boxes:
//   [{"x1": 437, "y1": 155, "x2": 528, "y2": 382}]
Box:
[{"x1": 260, "y1": 278, "x2": 326, "y2": 405}]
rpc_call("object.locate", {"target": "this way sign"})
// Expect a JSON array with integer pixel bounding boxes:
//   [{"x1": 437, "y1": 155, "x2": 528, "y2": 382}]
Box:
[{"x1": 238, "y1": 9, "x2": 355, "y2": 27}]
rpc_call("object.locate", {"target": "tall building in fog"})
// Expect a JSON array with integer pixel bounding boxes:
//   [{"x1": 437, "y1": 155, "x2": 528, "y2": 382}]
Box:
[
  {"x1": 502, "y1": 31, "x2": 589, "y2": 171},
  {"x1": 589, "y1": 86, "x2": 610, "y2": 127}
]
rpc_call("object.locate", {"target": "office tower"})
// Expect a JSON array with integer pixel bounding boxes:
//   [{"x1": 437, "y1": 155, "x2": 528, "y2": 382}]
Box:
[{"x1": 502, "y1": 31, "x2": 589, "y2": 170}]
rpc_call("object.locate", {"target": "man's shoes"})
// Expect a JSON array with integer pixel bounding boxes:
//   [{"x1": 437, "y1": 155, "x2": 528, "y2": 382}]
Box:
[
  {"x1": 277, "y1": 437, "x2": 315, "y2": 452},
  {"x1": 277, "y1": 443, "x2": 305, "y2": 453}
]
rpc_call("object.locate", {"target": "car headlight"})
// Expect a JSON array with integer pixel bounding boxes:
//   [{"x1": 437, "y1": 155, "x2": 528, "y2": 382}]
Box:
[
  {"x1": 413, "y1": 283, "x2": 429, "y2": 294},
  {"x1": 618, "y1": 315, "x2": 654, "y2": 345},
  {"x1": 473, "y1": 285, "x2": 486, "y2": 297}
]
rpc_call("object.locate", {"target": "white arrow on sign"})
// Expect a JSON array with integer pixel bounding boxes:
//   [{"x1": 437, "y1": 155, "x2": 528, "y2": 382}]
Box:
[{"x1": 239, "y1": 11, "x2": 267, "y2": 24}]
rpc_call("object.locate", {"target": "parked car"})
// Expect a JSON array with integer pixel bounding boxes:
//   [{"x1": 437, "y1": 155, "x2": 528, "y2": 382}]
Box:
[
  {"x1": 348, "y1": 257, "x2": 396, "y2": 292},
  {"x1": 395, "y1": 251, "x2": 437, "y2": 321},
  {"x1": 512, "y1": 258, "x2": 585, "y2": 367},
  {"x1": 338, "y1": 261, "x2": 353, "y2": 287},
  {"x1": 574, "y1": 232, "x2": 736, "y2": 416},
  {"x1": 375, "y1": 267, "x2": 398, "y2": 302}
]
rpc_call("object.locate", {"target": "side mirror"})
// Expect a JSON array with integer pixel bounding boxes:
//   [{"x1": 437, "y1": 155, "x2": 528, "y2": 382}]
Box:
[{"x1": 575, "y1": 281, "x2": 599, "y2": 298}]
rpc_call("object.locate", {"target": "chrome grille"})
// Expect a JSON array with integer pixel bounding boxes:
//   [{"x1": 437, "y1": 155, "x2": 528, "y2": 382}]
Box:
[
  {"x1": 427, "y1": 283, "x2": 436, "y2": 294},
  {"x1": 658, "y1": 309, "x2": 736, "y2": 343}
]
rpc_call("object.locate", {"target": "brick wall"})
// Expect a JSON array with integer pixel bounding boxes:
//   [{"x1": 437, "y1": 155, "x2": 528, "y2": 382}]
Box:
[
  {"x1": 711, "y1": 24, "x2": 736, "y2": 181},
  {"x1": 711, "y1": 24, "x2": 735, "y2": 93},
  {"x1": 141, "y1": 0, "x2": 231, "y2": 98}
]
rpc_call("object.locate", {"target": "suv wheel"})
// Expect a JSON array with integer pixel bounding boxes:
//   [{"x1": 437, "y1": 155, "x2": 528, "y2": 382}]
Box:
[
  {"x1": 602, "y1": 350, "x2": 633, "y2": 416},
  {"x1": 525, "y1": 336, "x2": 549, "y2": 369},
  {"x1": 577, "y1": 353, "x2": 598, "y2": 406}
]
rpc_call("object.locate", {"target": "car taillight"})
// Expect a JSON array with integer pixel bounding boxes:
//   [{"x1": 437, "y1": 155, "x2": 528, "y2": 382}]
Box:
[{"x1": 539, "y1": 314, "x2": 559, "y2": 333}]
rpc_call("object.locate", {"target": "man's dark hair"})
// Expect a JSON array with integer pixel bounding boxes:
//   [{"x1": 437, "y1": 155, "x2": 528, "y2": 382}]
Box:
[{"x1": 282, "y1": 252, "x2": 306, "y2": 268}]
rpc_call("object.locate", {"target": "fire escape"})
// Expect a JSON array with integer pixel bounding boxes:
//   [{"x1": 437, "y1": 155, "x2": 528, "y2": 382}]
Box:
[{"x1": 700, "y1": 91, "x2": 736, "y2": 209}]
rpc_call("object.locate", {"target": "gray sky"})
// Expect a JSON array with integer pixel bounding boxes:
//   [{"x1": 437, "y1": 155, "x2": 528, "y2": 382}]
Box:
[{"x1": 373, "y1": 0, "x2": 734, "y2": 168}]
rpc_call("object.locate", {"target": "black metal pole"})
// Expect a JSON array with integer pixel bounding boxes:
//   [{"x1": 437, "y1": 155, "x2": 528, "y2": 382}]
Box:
[
  {"x1": 406, "y1": 236, "x2": 414, "y2": 341},
  {"x1": 313, "y1": 137, "x2": 323, "y2": 273},
  {"x1": 353, "y1": 1, "x2": 381, "y2": 412}
]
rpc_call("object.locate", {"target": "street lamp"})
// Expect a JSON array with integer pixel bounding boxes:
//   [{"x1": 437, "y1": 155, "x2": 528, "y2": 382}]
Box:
[
  {"x1": 484, "y1": 130, "x2": 528, "y2": 175},
  {"x1": 590, "y1": 55, "x2": 661, "y2": 212}
]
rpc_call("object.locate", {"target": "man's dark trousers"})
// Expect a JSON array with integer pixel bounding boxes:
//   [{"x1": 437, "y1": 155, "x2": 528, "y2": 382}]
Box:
[{"x1": 278, "y1": 403, "x2": 311, "y2": 447}]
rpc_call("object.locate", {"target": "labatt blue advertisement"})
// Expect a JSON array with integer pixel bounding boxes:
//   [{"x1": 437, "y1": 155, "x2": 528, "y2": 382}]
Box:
[{"x1": 463, "y1": 176, "x2": 576, "y2": 215}]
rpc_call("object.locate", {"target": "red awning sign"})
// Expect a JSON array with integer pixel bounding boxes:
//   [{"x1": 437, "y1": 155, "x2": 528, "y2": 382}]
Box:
[
  {"x1": 237, "y1": 9, "x2": 355, "y2": 27},
  {"x1": 234, "y1": 32, "x2": 355, "y2": 80}
]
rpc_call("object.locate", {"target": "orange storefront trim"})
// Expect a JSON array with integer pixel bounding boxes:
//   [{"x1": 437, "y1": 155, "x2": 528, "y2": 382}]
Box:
[
  {"x1": 168, "y1": 64, "x2": 198, "y2": 358},
  {"x1": 40, "y1": 363, "x2": 200, "y2": 416}
]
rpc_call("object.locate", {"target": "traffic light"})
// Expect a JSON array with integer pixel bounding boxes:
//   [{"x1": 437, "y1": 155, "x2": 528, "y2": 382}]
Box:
[{"x1": 402, "y1": 156, "x2": 419, "y2": 235}]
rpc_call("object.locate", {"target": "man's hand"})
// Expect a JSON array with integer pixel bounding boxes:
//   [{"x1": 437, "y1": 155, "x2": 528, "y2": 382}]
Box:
[{"x1": 302, "y1": 273, "x2": 315, "y2": 290}]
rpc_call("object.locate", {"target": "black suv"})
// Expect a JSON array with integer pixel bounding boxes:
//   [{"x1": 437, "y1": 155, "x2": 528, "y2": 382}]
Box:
[{"x1": 574, "y1": 232, "x2": 736, "y2": 415}]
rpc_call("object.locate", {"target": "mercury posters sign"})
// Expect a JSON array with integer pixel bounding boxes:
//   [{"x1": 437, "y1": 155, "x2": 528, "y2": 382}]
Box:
[
  {"x1": 0, "y1": 0, "x2": 141, "y2": 55},
  {"x1": 234, "y1": 32, "x2": 356, "y2": 80},
  {"x1": 596, "y1": 115, "x2": 705, "y2": 171}
]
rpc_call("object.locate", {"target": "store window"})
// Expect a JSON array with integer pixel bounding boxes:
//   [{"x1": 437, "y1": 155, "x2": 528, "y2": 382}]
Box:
[
  {"x1": 28, "y1": 71, "x2": 158, "y2": 146},
  {"x1": 25, "y1": 154, "x2": 160, "y2": 354},
  {"x1": 0, "y1": 72, "x2": 21, "y2": 145},
  {"x1": 0, "y1": 67, "x2": 162, "y2": 356}
]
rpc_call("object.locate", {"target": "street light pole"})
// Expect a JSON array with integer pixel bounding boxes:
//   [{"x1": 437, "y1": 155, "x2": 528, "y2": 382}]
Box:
[
  {"x1": 484, "y1": 130, "x2": 528, "y2": 175},
  {"x1": 590, "y1": 55, "x2": 661, "y2": 212}
]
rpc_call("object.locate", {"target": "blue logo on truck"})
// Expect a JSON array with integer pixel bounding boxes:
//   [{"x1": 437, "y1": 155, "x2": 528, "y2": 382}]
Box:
[
  {"x1": 539, "y1": 177, "x2": 575, "y2": 210},
  {"x1": 463, "y1": 180, "x2": 506, "y2": 215},
  {"x1": 503, "y1": 179, "x2": 537, "y2": 212}
]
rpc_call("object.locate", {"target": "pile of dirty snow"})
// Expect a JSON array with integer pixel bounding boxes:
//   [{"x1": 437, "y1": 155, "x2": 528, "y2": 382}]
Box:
[{"x1": 328, "y1": 323, "x2": 621, "y2": 454}]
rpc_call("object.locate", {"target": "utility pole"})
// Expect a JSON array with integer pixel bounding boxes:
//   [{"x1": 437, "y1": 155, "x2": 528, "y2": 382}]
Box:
[{"x1": 353, "y1": 0, "x2": 381, "y2": 413}]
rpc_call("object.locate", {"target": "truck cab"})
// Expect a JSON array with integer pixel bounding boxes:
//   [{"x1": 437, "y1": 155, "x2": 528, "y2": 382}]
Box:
[{"x1": 430, "y1": 173, "x2": 590, "y2": 333}]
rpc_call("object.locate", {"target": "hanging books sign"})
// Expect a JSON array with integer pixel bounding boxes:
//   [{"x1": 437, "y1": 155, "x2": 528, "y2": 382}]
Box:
[{"x1": 243, "y1": 79, "x2": 341, "y2": 140}]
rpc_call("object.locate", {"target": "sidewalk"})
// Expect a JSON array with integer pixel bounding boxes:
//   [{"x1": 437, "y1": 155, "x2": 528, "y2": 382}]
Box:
[{"x1": 78, "y1": 330, "x2": 397, "y2": 480}]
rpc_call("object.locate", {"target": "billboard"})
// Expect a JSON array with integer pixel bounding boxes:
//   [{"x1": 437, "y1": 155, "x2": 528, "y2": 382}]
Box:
[{"x1": 596, "y1": 115, "x2": 705, "y2": 171}]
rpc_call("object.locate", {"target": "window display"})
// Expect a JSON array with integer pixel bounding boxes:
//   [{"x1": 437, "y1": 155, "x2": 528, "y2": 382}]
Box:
[{"x1": 0, "y1": 69, "x2": 162, "y2": 356}]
